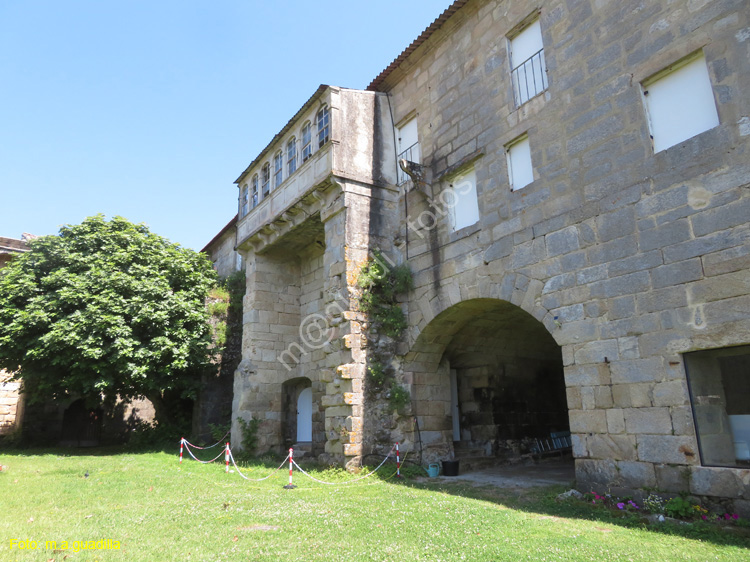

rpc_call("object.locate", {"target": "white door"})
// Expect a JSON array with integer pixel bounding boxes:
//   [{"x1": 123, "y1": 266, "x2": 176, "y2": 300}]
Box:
[
  {"x1": 296, "y1": 387, "x2": 312, "y2": 442},
  {"x1": 450, "y1": 369, "x2": 461, "y2": 441}
]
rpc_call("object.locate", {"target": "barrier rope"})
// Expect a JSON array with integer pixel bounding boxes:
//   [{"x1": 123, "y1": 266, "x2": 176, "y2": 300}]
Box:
[
  {"x1": 183, "y1": 442, "x2": 226, "y2": 464},
  {"x1": 290, "y1": 445, "x2": 396, "y2": 486},
  {"x1": 180, "y1": 437, "x2": 409, "y2": 488},
  {"x1": 182, "y1": 431, "x2": 230, "y2": 450},
  {"x1": 227, "y1": 449, "x2": 290, "y2": 482}
]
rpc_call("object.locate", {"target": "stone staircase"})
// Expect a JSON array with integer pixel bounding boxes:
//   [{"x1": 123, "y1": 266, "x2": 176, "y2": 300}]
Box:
[{"x1": 291, "y1": 442, "x2": 313, "y2": 459}]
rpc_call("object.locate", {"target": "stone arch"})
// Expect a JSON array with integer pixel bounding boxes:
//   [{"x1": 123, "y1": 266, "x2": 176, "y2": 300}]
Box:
[
  {"x1": 402, "y1": 297, "x2": 569, "y2": 466},
  {"x1": 281, "y1": 377, "x2": 319, "y2": 452},
  {"x1": 408, "y1": 273, "x2": 557, "y2": 350}
]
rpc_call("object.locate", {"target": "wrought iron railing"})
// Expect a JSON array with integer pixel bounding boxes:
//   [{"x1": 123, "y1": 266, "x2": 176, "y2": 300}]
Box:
[{"x1": 511, "y1": 49, "x2": 548, "y2": 106}]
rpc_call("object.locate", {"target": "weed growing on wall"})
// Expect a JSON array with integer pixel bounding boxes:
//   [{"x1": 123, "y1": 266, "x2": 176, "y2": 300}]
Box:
[
  {"x1": 358, "y1": 251, "x2": 413, "y2": 414},
  {"x1": 357, "y1": 250, "x2": 413, "y2": 339},
  {"x1": 236, "y1": 416, "x2": 261, "y2": 458}
]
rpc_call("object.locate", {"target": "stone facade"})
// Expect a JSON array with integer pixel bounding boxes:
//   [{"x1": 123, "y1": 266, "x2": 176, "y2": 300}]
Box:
[
  {"x1": 228, "y1": 0, "x2": 750, "y2": 509},
  {"x1": 0, "y1": 235, "x2": 31, "y2": 436},
  {"x1": 202, "y1": 215, "x2": 241, "y2": 279},
  {"x1": 232, "y1": 86, "x2": 398, "y2": 462}
]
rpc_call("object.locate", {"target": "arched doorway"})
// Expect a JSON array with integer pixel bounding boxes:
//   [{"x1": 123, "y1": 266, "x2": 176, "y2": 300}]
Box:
[
  {"x1": 282, "y1": 377, "x2": 313, "y2": 447},
  {"x1": 405, "y1": 298, "x2": 569, "y2": 467},
  {"x1": 60, "y1": 399, "x2": 103, "y2": 447}
]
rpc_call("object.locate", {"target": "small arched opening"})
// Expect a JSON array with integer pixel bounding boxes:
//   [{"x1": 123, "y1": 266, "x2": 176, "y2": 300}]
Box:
[
  {"x1": 282, "y1": 377, "x2": 313, "y2": 448},
  {"x1": 60, "y1": 399, "x2": 103, "y2": 447}
]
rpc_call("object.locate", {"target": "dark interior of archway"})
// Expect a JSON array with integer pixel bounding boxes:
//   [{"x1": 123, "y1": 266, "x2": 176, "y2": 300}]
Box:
[{"x1": 432, "y1": 299, "x2": 568, "y2": 459}]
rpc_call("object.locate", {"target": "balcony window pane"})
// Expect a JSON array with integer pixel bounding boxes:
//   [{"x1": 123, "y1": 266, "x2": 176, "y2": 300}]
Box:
[
  {"x1": 317, "y1": 107, "x2": 329, "y2": 148},
  {"x1": 287, "y1": 138, "x2": 297, "y2": 175},
  {"x1": 302, "y1": 122, "x2": 312, "y2": 161}
]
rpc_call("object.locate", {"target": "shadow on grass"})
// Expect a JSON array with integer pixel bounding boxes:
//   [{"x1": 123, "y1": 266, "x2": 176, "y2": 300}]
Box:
[
  {"x1": 382, "y1": 468, "x2": 750, "y2": 550},
  {"x1": 0, "y1": 444, "x2": 179, "y2": 457}
]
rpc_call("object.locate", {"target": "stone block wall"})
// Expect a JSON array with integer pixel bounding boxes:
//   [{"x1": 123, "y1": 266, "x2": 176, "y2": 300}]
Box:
[
  {"x1": 373, "y1": 0, "x2": 750, "y2": 507},
  {"x1": 0, "y1": 371, "x2": 23, "y2": 436},
  {"x1": 227, "y1": 0, "x2": 749, "y2": 509}
]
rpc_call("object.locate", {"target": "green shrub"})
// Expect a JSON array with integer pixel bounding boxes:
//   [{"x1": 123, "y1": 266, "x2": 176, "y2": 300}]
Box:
[
  {"x1": 207, "y1": 300, "x2": 229, "y2": 316},
  {"x1": 664, "y1": 496, "x2": 697, "y2": 519},
  {"x1": 235, "y1": 416, "x2": 261, "y2": 459},
  {"x1": 357, "y1": 251, "x2": 412, "y2": 340}
]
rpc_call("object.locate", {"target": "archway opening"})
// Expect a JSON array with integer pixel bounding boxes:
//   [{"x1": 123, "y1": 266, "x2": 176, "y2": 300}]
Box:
[
  {"x1": 60, "y1": 399, "x2": 103, "y2": 447},
  {"x1": 408, "y1": 298, "x2": 570, "y2": 470}
]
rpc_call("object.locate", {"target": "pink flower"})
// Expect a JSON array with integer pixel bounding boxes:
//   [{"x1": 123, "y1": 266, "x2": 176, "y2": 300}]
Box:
[
  {"x1": 701, "y1": 515, "x2": 707, "y2": 521},
  {"x1": 732, "y1": 514, "x2": 739, "y2": 520}
]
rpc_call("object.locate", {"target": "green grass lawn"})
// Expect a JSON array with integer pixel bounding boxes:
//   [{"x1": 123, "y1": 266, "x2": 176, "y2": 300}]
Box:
[{"x1": 1, "y1": 449, "x2": 748, "y2": 561}]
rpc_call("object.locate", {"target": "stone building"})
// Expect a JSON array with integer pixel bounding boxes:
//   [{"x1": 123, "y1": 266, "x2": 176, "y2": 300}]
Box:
[
  {"x1": 195, "y1": 215, "x2": 244, "y2": 441},
  {"x1": 202, "y1": 215, "x2": 242, "y2": 279},
  {"x1": 0, "y1": 235, "x2": 32, "y2": 436},
  {"x1": 229, "y1": 0, "x2": 750, "y2": 510}
]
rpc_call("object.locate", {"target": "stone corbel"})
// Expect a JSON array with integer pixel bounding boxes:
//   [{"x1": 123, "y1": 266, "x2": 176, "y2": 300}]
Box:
[{"x1": 400, "y1": 159, "x2": 433, "y2": 199}]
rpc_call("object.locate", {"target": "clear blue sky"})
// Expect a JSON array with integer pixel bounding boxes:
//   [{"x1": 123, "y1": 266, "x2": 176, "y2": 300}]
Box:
[{"x1": 1, "y1": 0, "x2": 449, "y2": 250}]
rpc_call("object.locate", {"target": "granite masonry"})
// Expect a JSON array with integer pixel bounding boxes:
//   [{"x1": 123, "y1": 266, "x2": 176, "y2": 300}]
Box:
[
  {"x1": 224, "y1": 0, "x2": 750, "y2": 512},
  {"x1": 0, "y1": 235, "x2": 32, "y2": 436}
]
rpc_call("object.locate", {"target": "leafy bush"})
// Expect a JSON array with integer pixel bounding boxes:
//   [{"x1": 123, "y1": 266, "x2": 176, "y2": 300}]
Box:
[
  {"x1": 208, "y1": 422, "x2": 230, "y2": 444},
  {"x1": 235, "y1": 417, "x2": 261, "y2": 460},
  {"x1": 664, "y1": 496, "x2": 697, "y2": 519}
]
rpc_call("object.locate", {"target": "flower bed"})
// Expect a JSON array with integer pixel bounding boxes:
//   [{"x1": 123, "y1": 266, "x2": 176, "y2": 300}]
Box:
[{"x1": 580, "y1": 491, "x2": 745, "y2": 526}]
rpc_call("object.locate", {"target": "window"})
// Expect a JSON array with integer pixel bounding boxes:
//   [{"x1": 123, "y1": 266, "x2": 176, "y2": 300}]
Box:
[
  {"x1": 261, "y1": 163, "x2": 270, "y2": 197},
  {"x1": 235, "y1": 252, "x2": 243, "y2": 271},
  {"x1": 317, "y1": 106, "x2": 329, "y2": 148},
  {"x1": 287, "y1": 137, "x2": 297, "y2": 176},
  {"x1": 273, "y1": 151, "x2": 283, "y2": 188},
  {"x1": 641, "y1": 52, "x2": 719, "y2": 153},
  {"x1": 301, "y1": 122, "x2": 312, "y2": 162},
  {"x1": 684, "y1": 345, "x2": 750, "y2": 468},
  {"x1": 240, "y1": 184, "x2": 249, "y2": 217},
  {"x1": 251, "y1": 175, "x2": 259, "y2": 208},
  {"x1": 448, "y1": 167, "x2": 479, "y2": 231},
  {"x1": 506, "y1": 134, "x2": 534, "y2": 191},
  {"x1": 396, "y1": 117, "x2": 421, "y2": 185},
  {"x1": 510, "y1": 19, "x2": 547, "y2": 106}
]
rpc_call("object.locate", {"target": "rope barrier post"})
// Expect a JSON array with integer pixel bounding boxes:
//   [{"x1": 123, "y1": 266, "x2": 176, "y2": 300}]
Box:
[
  {"x1": 283, "y1": 448, "x2": 297, "y2": 489},
  {"x1": 225, "y1": 443, "x2": 230, "y2": 473},
  {"x1": 179, "y1": 438, "x2": 184, "y2": 464},
  {"x1": 396, "y1": 442, "x2": 402, "y2": 478}
]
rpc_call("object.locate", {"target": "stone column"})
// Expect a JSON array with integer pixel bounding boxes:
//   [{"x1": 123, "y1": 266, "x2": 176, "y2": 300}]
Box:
[
  {"x1": 233, "y1": 249, "x2": 300, "y2": 453},
  {"x1": 318, "y1": 185, "x2": 374, "y2": 467}
]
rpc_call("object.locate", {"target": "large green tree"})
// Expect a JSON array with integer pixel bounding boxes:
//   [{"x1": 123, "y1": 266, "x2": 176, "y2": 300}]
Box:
[{"x1": 0, "y1": 215, "x2": 218, "y2": 425}]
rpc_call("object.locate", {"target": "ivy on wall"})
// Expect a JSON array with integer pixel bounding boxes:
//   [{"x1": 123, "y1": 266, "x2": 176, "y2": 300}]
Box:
[{"x1": 357, "y1": 251, "x2": 413, "y2": 413}]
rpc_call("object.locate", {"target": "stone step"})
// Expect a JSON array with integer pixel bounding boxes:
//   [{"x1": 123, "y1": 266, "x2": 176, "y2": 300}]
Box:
[{"x1": 292, "y1": 442, "x2": 312, "y2": 458}]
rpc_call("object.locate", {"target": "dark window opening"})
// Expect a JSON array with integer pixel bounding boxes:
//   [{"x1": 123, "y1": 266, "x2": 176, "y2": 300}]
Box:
[{"x1": 685, "y1": 345, "x2": 750, "y2": 468}]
